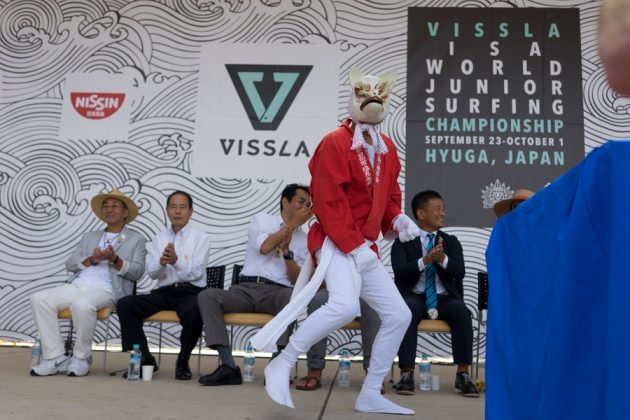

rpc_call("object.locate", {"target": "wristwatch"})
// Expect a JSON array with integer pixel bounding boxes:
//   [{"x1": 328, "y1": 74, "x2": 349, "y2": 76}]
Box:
[{"x1": 283, "y1": 250, "x2": 294, "y2": 260}]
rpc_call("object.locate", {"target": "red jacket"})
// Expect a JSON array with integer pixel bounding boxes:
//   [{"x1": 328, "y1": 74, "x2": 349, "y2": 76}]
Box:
[{"x1": 308, "y1": 119, "x2": 402, "y2": 256}]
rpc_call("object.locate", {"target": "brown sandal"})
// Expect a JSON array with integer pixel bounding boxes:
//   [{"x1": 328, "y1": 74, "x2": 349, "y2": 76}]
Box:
[{"x1": 296, "y1": 375, "x2": 322, "y2": 391}]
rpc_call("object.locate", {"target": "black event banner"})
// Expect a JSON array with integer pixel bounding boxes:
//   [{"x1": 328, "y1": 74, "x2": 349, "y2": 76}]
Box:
[{"x1": 405, "y1": 7, "x2": 583, "y2": 227}]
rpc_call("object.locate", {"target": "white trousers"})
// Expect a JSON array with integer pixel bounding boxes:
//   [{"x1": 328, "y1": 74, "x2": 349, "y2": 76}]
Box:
[
  {"x1": 30, "y1": 283, "x2": 116, "y2": 360},
  {"x1": 286, "y1": 246, "x2": 411, "y2": 392}
]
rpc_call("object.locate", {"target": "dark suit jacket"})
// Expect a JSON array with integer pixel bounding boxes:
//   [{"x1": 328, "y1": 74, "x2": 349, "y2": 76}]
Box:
[{"x1": 391, "y1": 231, "x2": 466, "y2": 301}]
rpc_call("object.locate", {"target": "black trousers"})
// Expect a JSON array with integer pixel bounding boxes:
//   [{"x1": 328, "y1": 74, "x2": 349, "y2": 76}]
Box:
[
  {"x1": 397, "y1": 292, "x2": 473, "y2": 369},
  {"x1": 117, "y1": 285, "x2": 204, "y2": 360}
]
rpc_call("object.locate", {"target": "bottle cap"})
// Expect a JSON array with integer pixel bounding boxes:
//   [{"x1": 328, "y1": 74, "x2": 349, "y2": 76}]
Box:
[{"x1": 132, "y1": 344, "x2": 140, "y2": 349}]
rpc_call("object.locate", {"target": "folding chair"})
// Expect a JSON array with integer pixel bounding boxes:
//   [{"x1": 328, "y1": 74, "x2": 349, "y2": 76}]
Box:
[
  {"x1": 224, "y1": 264, "x2": 276, "y2": 341},
  {"x1": 143, "y1": 265, "x2": 226, "y2": 374},
  {"x1": 57, "y1": 306, "x2": 114, "y2": 371},
  {"x1": 342, "y1": 317, "x2": 451, "y2": 383},
  {"x1": 474, "y1": 271, "x2": 488, "y2": 390}
]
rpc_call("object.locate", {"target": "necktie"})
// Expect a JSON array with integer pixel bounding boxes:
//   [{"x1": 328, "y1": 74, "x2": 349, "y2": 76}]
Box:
[{"x1": 425, "y1": 234, "x2": 438, "y2": 313}]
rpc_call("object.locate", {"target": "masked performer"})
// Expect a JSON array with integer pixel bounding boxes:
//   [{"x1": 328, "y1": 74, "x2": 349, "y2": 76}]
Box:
[{"x1": 252, "y1": 68, "x2": 420, "y2": 415}]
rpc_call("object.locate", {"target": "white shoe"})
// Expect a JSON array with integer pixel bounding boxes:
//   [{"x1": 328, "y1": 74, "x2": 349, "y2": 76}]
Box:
[
  {"x1": 67, "y1": 356, "x2": 91, "y2": 377},
  {"x1": 30, "y1": 355, "x2": 70, "y2": 376},
  {"x1": 355, "y1": 388, "x2": 415, "y2": 415}
]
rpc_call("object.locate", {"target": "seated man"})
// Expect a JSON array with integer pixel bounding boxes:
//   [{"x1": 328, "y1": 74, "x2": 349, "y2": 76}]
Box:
[
  {"x1": 117, "y1": 190, "x2": 211, "y2": 380},
  {"x1": 390, "y1": 190, "x2": 479, "y2": 397},
  {"x1": 30, "y1": 190, "x2": 146, "y2": 377},
  {"x1": 197, "y1": 184, "x2": 328, "y2": 387}
]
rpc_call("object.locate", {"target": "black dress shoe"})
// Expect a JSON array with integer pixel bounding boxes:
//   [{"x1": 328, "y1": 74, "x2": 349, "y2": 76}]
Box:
[
  {"x1": 122, "y1": 354, "x2": 159, "y2": 379},
  {"x1": 454, "y1": 372, "x2": 480, "y2": 398},
  {"x1": 395, "y1": 371, "x2": 415, "y2": 395},
  {"x1": 198, "y1": 364, "x2": 242, "y2": 386},
  {"x1": 175, "y1": 358, "x2": 192, "y2": 380}
]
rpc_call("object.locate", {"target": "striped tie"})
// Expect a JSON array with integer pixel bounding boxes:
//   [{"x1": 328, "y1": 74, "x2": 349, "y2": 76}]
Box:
[{"x1": 425, "y1": 233, "x2": 437, "y2": 311}]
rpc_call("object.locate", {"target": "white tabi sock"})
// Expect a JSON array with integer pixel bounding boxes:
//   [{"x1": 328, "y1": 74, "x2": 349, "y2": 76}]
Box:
[
  {"x1": 263, "y1": 345, "x2": 297, "y2": 409},
  {"x1": 355, "y1": 388, "x2": 415, "y2": 415}
]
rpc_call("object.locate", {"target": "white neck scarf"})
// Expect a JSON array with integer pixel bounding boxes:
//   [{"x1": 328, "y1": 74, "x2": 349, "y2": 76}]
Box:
[{"x1": 349, "y1": 118, "x2": 389, "y2": 154}]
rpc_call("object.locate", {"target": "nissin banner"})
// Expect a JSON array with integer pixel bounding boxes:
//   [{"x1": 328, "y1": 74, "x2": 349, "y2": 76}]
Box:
[
  {"x1": 194, "y1": 43, "x2": 339, "y2": 181},
  {"x1": 59, "y1": 73, "x2": 133, "y2": 141},
  {"x1": 406, "y1": 8, "x2": 584, "y2": 227}
]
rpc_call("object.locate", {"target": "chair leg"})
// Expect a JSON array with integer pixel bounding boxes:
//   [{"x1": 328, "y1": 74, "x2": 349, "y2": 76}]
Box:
[
  {"x1": 474, "y1": 313, "x2": 482, "y2": 381},
  {"x1": 102, "y1": 315, "x2": 111, "y2": 372},
  {"x1": 197, "y1": 336, "x2": 202, "y2": 376},
  {"x1": 65, "y1": 320, "x2": 74, "y2": 356},
  {"x1": 389, "y1": 359, "x2": 398, "y2": 384},
  {"x1": 157, "y1": 323, "x2": 163, "y2": 368}
]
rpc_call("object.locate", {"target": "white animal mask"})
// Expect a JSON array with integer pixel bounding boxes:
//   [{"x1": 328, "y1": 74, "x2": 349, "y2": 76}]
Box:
[
  {"x1": 349, "y1": 68, "x2": 396, "y2": 124},
  {"x1": 348, "y1": 68, "x2": 396, "y2": 153}
]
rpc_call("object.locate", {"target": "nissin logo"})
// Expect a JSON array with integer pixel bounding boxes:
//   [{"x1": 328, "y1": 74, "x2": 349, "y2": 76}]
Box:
[
  {"x1": 70, "y1": 92, "x2": 125, "y2": 119},
  {"x1": 226, "y1": 64, "x2": 312, "y2": 131}
]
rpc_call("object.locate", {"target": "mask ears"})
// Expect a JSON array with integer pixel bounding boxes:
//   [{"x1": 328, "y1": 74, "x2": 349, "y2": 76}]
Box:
[
  {"x1": 378, "y1": 70, "x2": 397, "y2": 95},
  {"x1": 349, "y1": 67, "x2": 364, "y2": 86}
]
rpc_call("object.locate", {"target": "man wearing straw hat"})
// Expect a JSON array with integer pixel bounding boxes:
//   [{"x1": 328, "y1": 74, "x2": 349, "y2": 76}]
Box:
[
  {"x1": 30, "y1": 189, "x2": 147, "y2": 377},
  {"x1": 493, "y1": 189, "x2": 535, "y2": 218}
]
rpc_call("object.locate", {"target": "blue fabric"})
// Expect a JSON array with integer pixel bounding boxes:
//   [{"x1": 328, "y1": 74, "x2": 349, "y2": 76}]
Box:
[{"x1": 485, "y1": 141, "x2": 630, "y2": 420}]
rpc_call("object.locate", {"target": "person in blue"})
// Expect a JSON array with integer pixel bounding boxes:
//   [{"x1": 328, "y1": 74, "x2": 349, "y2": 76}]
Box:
[{"x1": 390, "y1": 190, "x2": 478, "y2": 397}]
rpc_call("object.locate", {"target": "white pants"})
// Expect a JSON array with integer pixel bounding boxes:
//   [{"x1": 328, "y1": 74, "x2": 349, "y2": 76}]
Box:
[
  {"x1": 30, "y1": 283, "x2": 116, "y2": 360},
  {"x1": 287, "y1": 247, "x2": 411, "y2": 392}
]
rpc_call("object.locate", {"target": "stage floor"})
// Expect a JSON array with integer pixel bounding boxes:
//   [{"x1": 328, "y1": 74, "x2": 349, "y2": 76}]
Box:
[{"x1": 0, "y1": 346, "x2": 484, "y2": 420}]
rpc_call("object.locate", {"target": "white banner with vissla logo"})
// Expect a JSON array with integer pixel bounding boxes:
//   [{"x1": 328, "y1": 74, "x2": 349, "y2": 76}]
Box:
[
  {"x1": 194, "y1": 43, "x2": 339, "y2": 181},
  {"x1": 59, "y1": 73, "x2": 133, "y2": 142}
]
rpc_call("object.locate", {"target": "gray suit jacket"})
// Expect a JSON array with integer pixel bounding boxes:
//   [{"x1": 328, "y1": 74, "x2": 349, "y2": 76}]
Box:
[{"x1": 65, "y1": 226, "x2": 147, "y2": 300}]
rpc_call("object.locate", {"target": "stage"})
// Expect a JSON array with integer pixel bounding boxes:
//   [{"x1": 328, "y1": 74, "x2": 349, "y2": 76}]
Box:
[{"x1": 0, "y1": 346, "x2": 484, "y2": 420}]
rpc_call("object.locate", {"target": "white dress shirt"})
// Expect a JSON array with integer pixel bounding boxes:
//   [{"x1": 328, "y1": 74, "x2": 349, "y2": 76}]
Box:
[
  {"x1": 412, "y1": 228, "x2": 449, "y2": 296},
  {"x1": 146, "y1": 223, "x2": 211, "y2": 288},
  {"x1": 240, "y1": 213, "x2": 308, "y2": 288}
]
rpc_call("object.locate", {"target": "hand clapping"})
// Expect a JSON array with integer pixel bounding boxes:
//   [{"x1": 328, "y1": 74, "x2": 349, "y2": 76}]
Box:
[
  {"x1": 160, "y1": 242, "x2": 178, "y2": 266},
  {"x1": 428, "y1": 237, "x2": 445, "y2": 264},
  {"x1": 92, "y1": 245, "x2": 115, "y2": 264}
]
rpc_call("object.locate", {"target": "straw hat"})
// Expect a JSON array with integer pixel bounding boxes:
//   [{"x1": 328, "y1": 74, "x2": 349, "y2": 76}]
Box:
[
  {"x1": 91, "y1": 189, "x2": 139, "y2": 223},
  {"x1": 493, "y1": 189, "x2": 535, "y2": 217}
]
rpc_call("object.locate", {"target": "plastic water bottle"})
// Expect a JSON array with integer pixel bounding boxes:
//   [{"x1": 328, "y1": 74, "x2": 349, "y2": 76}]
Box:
[
  {"x1": 127, "y1": 344, "x2": 141, "y2": 381},
  {"x1": 243, "y1": 344, "x2": 255, "y2": 382},
  {"x1": 419, "y1": 353, "x2": 431, "y2": 391},
  {"x1": 31, "y1": 336, "x2": 42, "y2": 368},
  {"x1": 337, "y1": 349, "x2": 351, "y2": 388}
]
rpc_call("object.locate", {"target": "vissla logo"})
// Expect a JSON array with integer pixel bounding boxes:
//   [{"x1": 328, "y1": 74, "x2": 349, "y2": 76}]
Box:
[
  {"x1": 70, "y1": 92, "x2": 125, "y2": 120},
  {"x1": 226, "y1": 64, "x2": 312, "y2": 130}
]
